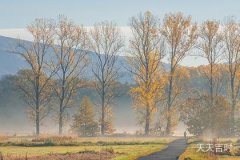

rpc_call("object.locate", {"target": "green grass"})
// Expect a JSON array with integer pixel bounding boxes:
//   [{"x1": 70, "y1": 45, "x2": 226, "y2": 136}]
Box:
[
  {"x1": 0, "y1": 144, "x2": 166, "y2": 160},
  {"x1": 0, "y1": 136, "x2": 175, "y2": 160},
  {"x1": 113, "y1": 144, "x2": 167, "y2": 160}
]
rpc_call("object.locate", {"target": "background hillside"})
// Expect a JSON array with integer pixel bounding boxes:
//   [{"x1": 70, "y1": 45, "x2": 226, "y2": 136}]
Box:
[{"x1": 0, "y1": 35, "x2": 220, "y2": 135}]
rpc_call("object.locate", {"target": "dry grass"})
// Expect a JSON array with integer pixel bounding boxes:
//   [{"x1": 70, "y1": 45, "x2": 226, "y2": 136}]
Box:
[
  {"x1": 0, "y1": 136, "x2": 175, "y2": 160},
  {"x1": 179, "y1": 137, "x2": 240, "y2": 160},
  {"x1": 0, "y1": 150, "x2": 116, "y2": 160},
  {"x1": 0, "y1": 136, "x2": 173, "y2": 147},
  {"x1": 0, "y1": 135, "x2": 9, "y2": 142}
]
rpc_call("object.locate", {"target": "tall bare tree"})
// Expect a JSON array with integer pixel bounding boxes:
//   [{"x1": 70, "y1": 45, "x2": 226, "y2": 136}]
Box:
[
  {"x1": 53, "y1": 16, "x2": 89, "y2": 135},
  {"x1": 89, "y1": 21, "x2": 124, "y2": 135},
  {"x1": 223, "y1": 19, "x2": 240, "y2": 134},
  {"x1": 161, "y1": 13, "x2": 197, "y2": 135},
  {"x1": 128, "y1": 11, "x2": 165, "y2": 135},
  {"x1": 14, "y1": 19, "x2": 55, "y2": 136},
  {"x1": 198, "y1": 20, "x2": 223, "y2": 107},
  {"x1": 198, "y1": 20, "x2": 224, "y2": 135}
]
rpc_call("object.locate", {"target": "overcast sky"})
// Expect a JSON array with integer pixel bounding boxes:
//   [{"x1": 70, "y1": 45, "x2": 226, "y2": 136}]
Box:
[{"x1": 0, "y1": 0, "x2": 239, "y2": 66}]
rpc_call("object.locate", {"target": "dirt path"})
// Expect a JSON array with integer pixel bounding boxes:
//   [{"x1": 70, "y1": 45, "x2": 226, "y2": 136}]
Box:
[{"x1": 138, "y1": 138, "x2": 187, "y2": 160}]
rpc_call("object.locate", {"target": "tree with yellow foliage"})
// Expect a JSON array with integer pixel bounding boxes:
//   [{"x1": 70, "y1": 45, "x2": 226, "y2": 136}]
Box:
[
  {"x1": 180, "y1": 64, "x2": 229, "y2": 137},
  {"x1": 71, "y1": 96, "x2": 99, "y2": 136},
  {"x1": 181, "y1": 93, "x2": 231, "y2": 136},
  {"x1": 129, "y1": 52, "x2": 165, "y2": 135},
  {"x1": 128, "y1": 11, "x2": 165, "y2": 135},
  {"x1": 160, "y1": 67, "x2": 190, "y2": 135},
  {"x1": 161, "y1": 13, "x2": 197, "y2": 135}
]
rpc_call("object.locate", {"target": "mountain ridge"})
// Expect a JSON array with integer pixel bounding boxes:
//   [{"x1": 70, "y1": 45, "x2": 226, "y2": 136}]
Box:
[{"x1": 0, "y1": 35, "x2": 171, "y2": 83}]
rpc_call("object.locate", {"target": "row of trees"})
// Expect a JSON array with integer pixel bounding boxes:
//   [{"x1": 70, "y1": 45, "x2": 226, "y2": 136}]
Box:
[
  {"x1": 128, "y1": 12, "x2": 240, "y2": 136},
  {"x1": 14, "y1": 16, "x2": 123, "y2": 136},
  {"x1": 128, "y1": 12, "x2": 196, "y2": 136},
  {"x1": 12, "y1": 12, "x2": 240, "y2": 136}
]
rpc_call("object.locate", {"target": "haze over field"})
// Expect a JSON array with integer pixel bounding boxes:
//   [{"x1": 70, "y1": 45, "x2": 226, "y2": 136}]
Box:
[
  {"x1": 0, "y1": 0, "x2": 239, "y2": 138},
  {"x1": 0, "y1": 35, "x2": 185, "y2": 135},
  {"x1": 1, "y1": 1, "x2": 240, "y2": 160}
]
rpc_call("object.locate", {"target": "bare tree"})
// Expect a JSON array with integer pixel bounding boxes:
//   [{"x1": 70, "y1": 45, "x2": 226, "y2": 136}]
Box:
[
  {"x1": 223, "y1": 19, "x2": 240, "y2": 134},
  {"x1": 14, "y1": 19, "x2": 55, "y2": 136},
  {"x1": 128, "y1": 11, "x2": 165, "y2": 135},
  {"x1": 161, "y1": 13, "x2": 197, "y2": 135},
  {"x1": 197, "y1": 20, "x2": 224, "y2": 136},
  {"x1": 53, "y1": 16, "x2": 88, "y2": 135},
  {"x1": 89, "y1": 21, "x2": 124, "y2": 135},
  {"x1": 198, "y1": 20, "x2": 223, "y2": 107}
]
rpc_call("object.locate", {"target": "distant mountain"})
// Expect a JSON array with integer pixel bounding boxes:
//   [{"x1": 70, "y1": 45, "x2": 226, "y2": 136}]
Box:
[
  {"x1": 0, "y1": 36, "x2": 28, "y2": 77},
  {"x1": 0, "y1": 35, "x2": 170, "y2": 83}
]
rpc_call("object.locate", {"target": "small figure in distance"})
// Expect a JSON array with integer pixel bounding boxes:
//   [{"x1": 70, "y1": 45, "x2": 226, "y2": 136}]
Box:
[{"x1": 184, "y1": 131, "x2": 187, "y2": 139}]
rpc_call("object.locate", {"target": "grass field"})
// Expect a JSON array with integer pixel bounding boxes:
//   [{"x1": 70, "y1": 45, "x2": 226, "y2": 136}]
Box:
[
  {"x1": 179, "y1": 137, "x2": 240, "y2": 160},
  {"x1": 0, "y1": 136, "x2": 175, "y2": 160}
]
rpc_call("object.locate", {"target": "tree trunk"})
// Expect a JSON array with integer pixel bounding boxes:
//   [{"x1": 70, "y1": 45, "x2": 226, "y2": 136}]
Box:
[
  {"x1": 210, "y1": 63, "x2": 214, "y2": 108},
  {"x1": 59, "y1": 74, "x2": 65, "y2": 135},
  {"x1": 101, "y1": 90, "x2": 105, "y2": 135},
  {"x1": 166, "y1": 111, "x2": 172, "y2": 136},
  {"x1": 231, "y1": 103, "x2": 235, "y2": 134},
  {"x1": 145, "y1": 107, "x2": 150, "y2": 135},
  {"x1": 59, "y1": 106, "x2": 63, "y2": 135},
  {"x1": 166, "y1": 70, "x2": 173, "y2": 136},
  {"x1": 35, "y1": 76, "x2": 40, "y2": 136},
  {"x1": 231, "y1": 76, "x2": 236, "y2": 135},
  {"x1": 208, "y1": 63, "x2": 214, "y2": 135},
  {"x1": 36, "y1": 109, "x2": 40, "y2": 136}
]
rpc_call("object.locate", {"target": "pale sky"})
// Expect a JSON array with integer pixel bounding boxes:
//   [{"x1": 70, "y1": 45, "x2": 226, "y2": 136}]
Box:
[
  {"x1": 1, "y1": 0, "x2": 240, "y2": 28},
  {"x1": 1, "y1": 0, "x2": 236, "y2": 66}
]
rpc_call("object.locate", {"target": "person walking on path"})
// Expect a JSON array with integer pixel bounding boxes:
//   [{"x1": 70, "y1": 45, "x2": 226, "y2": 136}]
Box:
[{"x1": 184, "y1": 131, "x2": 187, "y2": 139}]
